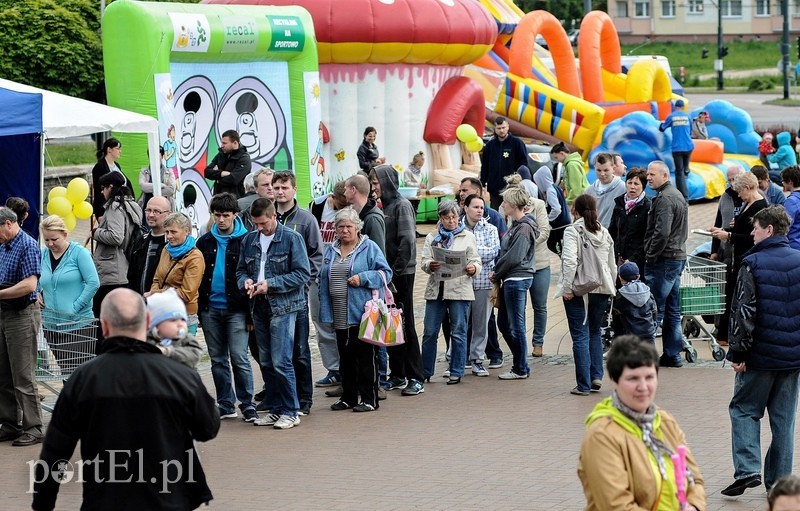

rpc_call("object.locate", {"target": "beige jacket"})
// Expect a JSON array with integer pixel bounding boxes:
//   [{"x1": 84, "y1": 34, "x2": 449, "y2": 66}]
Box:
[
  {"x1": 421, "y1": 229, "x2": 481, "y2": 301},
  {"x1": 578, "y1": 408, "x2": 707, "y2": 511},
  {"x1": 555, "y1": 218, "x2": 617, "y2": 298}
]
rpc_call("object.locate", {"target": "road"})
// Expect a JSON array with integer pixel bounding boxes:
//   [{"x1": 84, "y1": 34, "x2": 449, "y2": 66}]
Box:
[{"x1": 685, "y1": 92, "x2": 800, "y2": 129}]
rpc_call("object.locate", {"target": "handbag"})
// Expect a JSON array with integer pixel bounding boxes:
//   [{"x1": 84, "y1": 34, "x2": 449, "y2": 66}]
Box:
[
  {"x1": 489, "y1": 281, "x2": 502, "y2": 308},
  {"x1": 358, "y1": 271, "x2": 405, "y2": 347},
  {"x1": 572, "y1": 225, "x2": 604, "y2": 296}
]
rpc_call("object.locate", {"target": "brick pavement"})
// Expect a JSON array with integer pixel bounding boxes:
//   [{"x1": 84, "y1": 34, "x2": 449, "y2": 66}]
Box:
[{"x1": 3, "y1": 200, "x2": 793, "y2": 510}]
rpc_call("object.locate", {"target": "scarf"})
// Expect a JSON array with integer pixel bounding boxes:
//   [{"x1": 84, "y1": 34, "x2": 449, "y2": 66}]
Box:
[
  {"x1": 611, "y1": 391, "x2": 696, "y2": 489},
  {"x1": 625, "y1": 191, "x2": 645, "y2": 214},
  {"x1": 166, "y1": 235, "x2": 196, "y2": 259},
  {"x1": 433, "y1": 223, "x2": 465, "y2": 249}
]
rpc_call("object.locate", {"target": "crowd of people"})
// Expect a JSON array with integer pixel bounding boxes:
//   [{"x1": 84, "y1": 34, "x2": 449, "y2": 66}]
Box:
[{"x1": 2, "y1": 118, "x2": 800, "y2": 508}]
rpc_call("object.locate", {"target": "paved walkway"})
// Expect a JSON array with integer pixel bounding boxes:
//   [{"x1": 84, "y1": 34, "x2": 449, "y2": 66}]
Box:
[{"x1": 4, "y1": 200, "x2": 794, "y2": 510}]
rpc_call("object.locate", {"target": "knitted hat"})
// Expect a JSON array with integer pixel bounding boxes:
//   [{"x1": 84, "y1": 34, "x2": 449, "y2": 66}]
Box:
[
  {"x1": 146, "y1": 288, "x2": 187, "y2": 328},
  {"x1": 619, "y1": 261, "x2": 640, "y2": 282}
]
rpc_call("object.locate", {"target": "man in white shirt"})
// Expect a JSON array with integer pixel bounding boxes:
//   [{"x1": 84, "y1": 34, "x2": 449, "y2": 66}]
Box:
[{"x1": 586, "y1": 152, "x2": 626, "y2": 228}]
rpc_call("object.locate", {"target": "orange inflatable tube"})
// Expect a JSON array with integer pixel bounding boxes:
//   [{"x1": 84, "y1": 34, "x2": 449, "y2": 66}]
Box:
[
  {"x1": 691, "y1": 139, "x2": 725, "y2": 164},
  {"x1": 509, "y1": 11, "x2": 580, "y2": 97},
  {"x1": 578, "y1": 11, "x2": 622, "y2": 104},
  {"x1": 424, "y1": 76, "x2": 485, "y2": 144}
]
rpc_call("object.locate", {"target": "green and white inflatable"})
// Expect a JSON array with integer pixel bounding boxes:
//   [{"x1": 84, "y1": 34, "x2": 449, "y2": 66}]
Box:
[{"x1": 103, "y1": 0, "x2": 320, "y2": 234}]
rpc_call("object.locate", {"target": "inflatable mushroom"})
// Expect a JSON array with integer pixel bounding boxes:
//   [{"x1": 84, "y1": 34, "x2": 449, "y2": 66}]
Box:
[{"x1": 206, "y1": 0, "x2": 497, "y2": 191}]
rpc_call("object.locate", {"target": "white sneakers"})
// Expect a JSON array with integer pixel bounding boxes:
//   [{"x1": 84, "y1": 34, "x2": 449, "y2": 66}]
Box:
[{"x1": 253, "y1": 413, "x2": 300, "y2": 429}]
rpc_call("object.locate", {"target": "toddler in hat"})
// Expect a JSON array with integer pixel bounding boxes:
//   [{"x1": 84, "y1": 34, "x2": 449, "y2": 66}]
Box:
[
  {"x1": 612, "y1": 262, "x2": 657, "y2": 344},
  {"x1": 146, "y1": 288, "x2": 202, "y2": 368}
]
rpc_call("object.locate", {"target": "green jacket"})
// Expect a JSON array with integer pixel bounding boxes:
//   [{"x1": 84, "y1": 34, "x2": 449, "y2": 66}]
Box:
[{"x1": 562, "y1": 152, "x2": 589, "y2": 205}]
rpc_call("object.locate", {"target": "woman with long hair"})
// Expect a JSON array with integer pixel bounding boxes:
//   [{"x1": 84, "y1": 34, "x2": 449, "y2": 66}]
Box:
[
  {"x1": 555, "y1": 194, "x2": 617, "y2": 395},
  {"x1": 91, "y1": 137, "x2": 132, "y2": 218},
  {"x1": 91, "y1": 171, "x2": 142, "y2": 317}
]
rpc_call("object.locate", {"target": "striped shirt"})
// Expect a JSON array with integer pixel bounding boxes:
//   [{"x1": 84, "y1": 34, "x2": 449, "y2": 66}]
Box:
[
  {"x1": 0, "y1": 228, "x2": 40, "y2": 302},
  {"x1": 330, "y1": 253, "x2": 352, "y2": 330}
]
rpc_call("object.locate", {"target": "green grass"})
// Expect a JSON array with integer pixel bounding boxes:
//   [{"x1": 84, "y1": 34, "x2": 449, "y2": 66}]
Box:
[
  {"x1": 621, "y1": 40, "x2": 783, "y2": 76},
  {"x1": 44, "y1": 142, "x2": 96, "y2": 167},
  {"x1": 763, "y1": 98, "x2": 800, "y2": 106}
]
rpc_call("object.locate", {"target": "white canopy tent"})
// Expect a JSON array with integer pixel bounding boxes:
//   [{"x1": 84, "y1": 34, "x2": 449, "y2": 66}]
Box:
[{"x1": 0, "y1": 78, "x2": 163, "y2": 217}]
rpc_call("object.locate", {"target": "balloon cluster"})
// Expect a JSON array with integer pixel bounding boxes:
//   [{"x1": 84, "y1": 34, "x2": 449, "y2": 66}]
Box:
[
  {"x1": 46, "y1": 178, "x2": 92, "y2": 231},
  {"x1": 456, "y1": 124, "x2": 484, "y2": 153}
]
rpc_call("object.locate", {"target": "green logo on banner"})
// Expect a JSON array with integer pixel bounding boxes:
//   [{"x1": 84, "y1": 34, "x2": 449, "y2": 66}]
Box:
[
  {"x1": 221, "y1": 16, "x2": 258, "y2": 53},
  {"x1": 267, "y1": 15, "x2": 304, "y2": 52}
]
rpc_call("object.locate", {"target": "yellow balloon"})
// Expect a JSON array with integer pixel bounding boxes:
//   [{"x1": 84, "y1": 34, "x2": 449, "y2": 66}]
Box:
[
  {"x1": 66, "y1": 178, "x2": 90, "y2": 205},
  {"x1": 48, "y1": 186, "x2": 67, "y2": 202},
  {"x1": 47, "y1": 196, "x2": 72, "y2": 217},
  {"x1": 456, "y1": 124, "x2": 478, "y2": 143},
  {"x1": 466, "y1": 139, "x2": 484, "y2": 153},
  {"x1": 62, "y1": 213, "x2": 77, "y2": 232},
  {"x1": 73, "y1": 201, "x2": 94, "y2": 220}
]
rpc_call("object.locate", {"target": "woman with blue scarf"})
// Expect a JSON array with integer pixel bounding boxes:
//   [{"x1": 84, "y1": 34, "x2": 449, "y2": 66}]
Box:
[
  {"x1": 420, "y1": 200, "x2": 481, "y2": 385},
  {"x1": 149, "y1": 212, "x2": 205, "y2": 334}
]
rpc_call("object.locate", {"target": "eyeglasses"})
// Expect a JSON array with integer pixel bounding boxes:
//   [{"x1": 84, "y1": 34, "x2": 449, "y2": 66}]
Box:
[{"x1": 145, "y1": 208, "x2": 168, "y2": 215}]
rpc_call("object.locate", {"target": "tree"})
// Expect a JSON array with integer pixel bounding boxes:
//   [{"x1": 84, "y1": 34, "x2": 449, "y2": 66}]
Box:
[{"x1": 517, "y1": 0, "x2": 608, "y2": 28}]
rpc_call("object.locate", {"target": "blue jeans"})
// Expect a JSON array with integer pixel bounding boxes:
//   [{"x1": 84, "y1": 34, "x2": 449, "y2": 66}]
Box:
[
  {"x1": 645, "y1": 258, "x2": 686, "y2": 363},
  {"x1": 294, "y1": 305, "x2": 313, "y2": 408},
  {"x1": 497, "y1": 278, "x2": 533, "y2": 376},
  {"x1": 200, "y1": 308, "x2": 255, "y2": 413},
  {"x1": 421, "y1": 300, "x2": 470, "y2": 379},
  {"x1": 730, "y1": 368, "x2": 800, "y2": 488},
  {"x1": 252, "y1": 297, "x2": 299, "y2": 416},
  {"x1": 563, "y1": 293, "x2": 609, "y2": 393},
  {"x1": 529, "y1": 267, "x2": 550, "y2": 348}
]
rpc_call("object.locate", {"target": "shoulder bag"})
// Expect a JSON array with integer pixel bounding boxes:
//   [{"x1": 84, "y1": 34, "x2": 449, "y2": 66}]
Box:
[{"x1": 572, "y1": 225, "x2": 603, "y2": 296}]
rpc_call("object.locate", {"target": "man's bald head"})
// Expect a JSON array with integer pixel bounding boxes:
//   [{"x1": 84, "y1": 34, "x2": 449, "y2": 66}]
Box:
[
  {"x1": 100, "y1": 288, "x2": 148, "y2": 340},
  {"x1": 145, "y1": 196, "x2": 171, "y2": 233}
]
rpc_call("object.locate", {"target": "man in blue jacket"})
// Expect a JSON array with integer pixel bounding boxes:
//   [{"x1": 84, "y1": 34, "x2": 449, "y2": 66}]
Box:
[
  {"x1": 196, "y1": 193, "x2": 257, "y2": 423},
  {"x1": 659, "y1": 99, "x2": 694, "y2": 199},
  {"x1": 237, "y1": 199, "x2": 311, "y2": 430},
  {"x1": 725, "y1": 205, "x2": 800, "y2": 496}
]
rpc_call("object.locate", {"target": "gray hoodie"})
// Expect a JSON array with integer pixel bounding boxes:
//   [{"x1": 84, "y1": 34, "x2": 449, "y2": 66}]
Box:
[
  {"x1": 585, "y1": 176, "x2": 626, "y2": 228},
  {"x1": 533, "y1": 166, "x2": 561, "y2": 222},
  {"x1": 372, "y1": 164, "x2": 417, "y2": 276},
  {"x1": 614, "y1": 280, "x2": 657, "y2": 342}
]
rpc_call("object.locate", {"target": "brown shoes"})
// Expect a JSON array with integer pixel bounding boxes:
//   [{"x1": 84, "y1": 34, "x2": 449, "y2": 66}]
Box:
[
  {"x1": 324, "y1": 386, "x2": 343, "y2": 397},
  {"x1": 12, "y1": 433, "x2": 42, "y2": 447},
  {"x1": 532, "y1": 346, "x2": 543, "y2": 357}
]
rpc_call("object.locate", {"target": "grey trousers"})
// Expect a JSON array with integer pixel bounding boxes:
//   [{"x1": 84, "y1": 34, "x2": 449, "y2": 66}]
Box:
[
  {"x1": 469, "y1": 288, "x2": 493, "y2": 362},
  {"x1": 0, "y1": 303, "x2": 43, "y2": 436},
  {"x1": 309, "y1": 281, "x2": 339, "y2": 372}
]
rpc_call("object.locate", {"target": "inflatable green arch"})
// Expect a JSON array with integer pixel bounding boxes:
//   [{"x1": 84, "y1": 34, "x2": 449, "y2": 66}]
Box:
[{"x1": 103, "y1": 0, "x2": 319, "y2": 233}]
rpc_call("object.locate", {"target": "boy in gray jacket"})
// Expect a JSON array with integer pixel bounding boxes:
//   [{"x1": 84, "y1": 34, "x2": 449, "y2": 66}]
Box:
[{"x1": 146, "y1": 289, "x2": 203, "y2": 368}]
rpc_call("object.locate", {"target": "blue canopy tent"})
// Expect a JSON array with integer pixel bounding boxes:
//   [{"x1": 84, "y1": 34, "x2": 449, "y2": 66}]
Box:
[{"x1": 0, "y1": 87, "x2": 43, "y2": 237}]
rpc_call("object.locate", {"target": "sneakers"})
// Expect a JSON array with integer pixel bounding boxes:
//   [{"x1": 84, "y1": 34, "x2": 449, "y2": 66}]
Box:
[
  {"x1": 442, "y1": 369, "x2": 451, "y2": 378},
  {"x1": 498, "y1": 370, "x2": 528, "y2": 380},
  {"x1": 488, "y1": 358, "x2": 504, "y2": 369},
  {"x1": 242, "y1": 408, "x2": 259, "y2": 423},
  {"x1": 299, "y1": 403, "x2": 311, "y2": 416},
  {"x1": 532, "y1": 346, "x2": 543, "y2": 357},
  {"x1": 353, "y1": 402, "x2": 376, "y2": 412},
  {"x1": 315, "y1": 371, "x2": 341, "y2": 387},
  {"x1": 253, "y1": 413, "x2": 280, "y2": 426},
  {"x1": 254, "y1": 389, "x2": 266, "y2": 402},
  {"x1": 570, "y1": 387, "x2": 590, "y2": 396},
  {"x1": 219, "y1": 408, "x2": 237, "y2": 420},
  {"x1": 721, "y1": 475, "x2": 762, "y2": 496},
  {"x1": 330, "y1": 400, "x2": 351, "y2": 411},
  {"x1": 591, "y1": 379, "x2": 603, "y2": 392},
  {"x1": 377, "y1": 387, "x2": 387, "y2": 401},
  {"x1": 273, "y1": 415, "x2": 301, "y2": 430},
  {"x1": 255, "y1": 401, "x2": 270, "y2": 412},
  {"x1": 401, "y1": 379, "x2": 425, "y2": 396},
  {"x1": 385, "y1": 376, "x2": 408, "y2": 390},
  {"x1": 464, "y1": 362, "x2": 472, "y2": 369},
  {"x1": 659, "y1": 354, "x2": 684, "y2": 368},
  {"x1": 472, "y1": 362, "x2": 489, "y2": 377}
]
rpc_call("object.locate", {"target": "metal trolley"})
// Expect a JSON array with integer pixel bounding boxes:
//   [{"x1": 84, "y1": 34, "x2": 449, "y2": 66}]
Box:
[
  {"x1": 679, "y1": 255, "x2": 727, "y2": 363},
  {"x1": 36, "y1": 309, "x2": 98, "y2": 412}
]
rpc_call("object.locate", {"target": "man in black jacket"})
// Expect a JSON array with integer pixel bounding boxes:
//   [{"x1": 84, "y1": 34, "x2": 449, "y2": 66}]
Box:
[
  {"x1": 127, "y1": 196, "x2": 170, "y2": 295},
  {"x1": 196, "y1": 193, "x2": 257, "y2": 422},
  {"x1": 480, "y1": 117, "x2": 528, "y2": 210},
  {"x1": 205, "y1": 130, "x2": 252, "y2": 198},
  {"x1": 32, "y1": 288, "x2": 220, "y2": 511}
]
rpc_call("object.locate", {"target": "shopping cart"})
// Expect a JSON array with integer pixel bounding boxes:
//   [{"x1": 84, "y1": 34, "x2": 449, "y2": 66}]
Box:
[
  {"x1": 679, "y1": 255, "x2": 727, "y2": 363},
  {"x1": 36, "y1": 309, "x2": 99, "y2": 412}
]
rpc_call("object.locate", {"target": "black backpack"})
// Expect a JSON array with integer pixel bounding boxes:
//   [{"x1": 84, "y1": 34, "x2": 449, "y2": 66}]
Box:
[{"x1": 120, "y1": 201, "x2": 147, "y2": 262}]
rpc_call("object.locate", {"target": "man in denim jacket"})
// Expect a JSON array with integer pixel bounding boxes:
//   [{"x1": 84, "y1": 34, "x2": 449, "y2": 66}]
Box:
[{"x1": 236, "y1": 199, "x2": 311, "y2": 430}]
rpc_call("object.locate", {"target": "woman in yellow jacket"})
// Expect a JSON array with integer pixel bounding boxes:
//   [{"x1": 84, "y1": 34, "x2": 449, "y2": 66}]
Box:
[
  {"x1": 148, "y1": 212, "x2": 205, "y2": 335},
  {"x1": 578, "y1": 335, "x2": 706, "y2": 511}
]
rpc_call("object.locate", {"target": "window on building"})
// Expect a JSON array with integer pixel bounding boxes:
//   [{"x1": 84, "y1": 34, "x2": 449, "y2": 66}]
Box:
[
  {"x1": 721, "y1": 0, "x2": 742, "y2": 17},
  {"x1": 756, "y1": 0, "x2": 770, "y2": 16},
  {"x1": 661, "y1": 0, "x2": 675, "y2": 17},
  {"x1": 634, "y1": 0, "x2": 650, "y2": 17},
  {"x1": 688, "y1": 0, "x2": 704, "y2": 14},
  {"x1": 616, "y1": 1, "x2": 629, "y2": 17}
]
